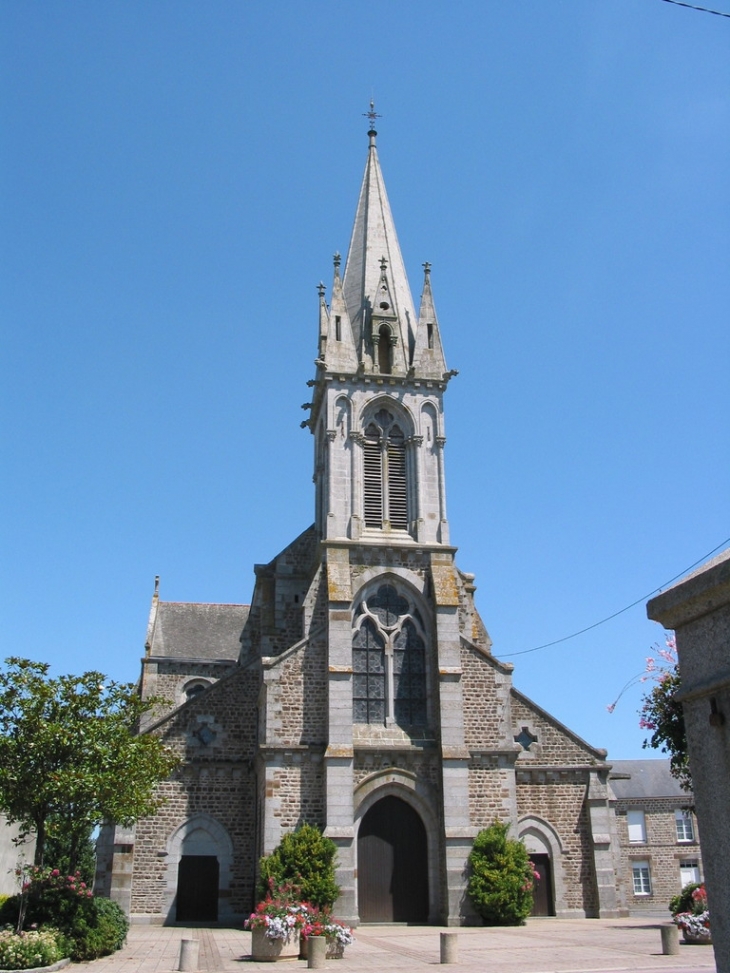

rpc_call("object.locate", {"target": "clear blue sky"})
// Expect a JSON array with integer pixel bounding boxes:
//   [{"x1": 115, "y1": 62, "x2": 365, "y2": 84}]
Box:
[{"x1": 2, "y1": 1, "x2": 728, "y2": 760}]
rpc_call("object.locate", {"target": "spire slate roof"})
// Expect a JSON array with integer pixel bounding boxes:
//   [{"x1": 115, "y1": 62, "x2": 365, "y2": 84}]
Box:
[{"x1": 342, "y1": 128, "x2": 418, "y2": 363}]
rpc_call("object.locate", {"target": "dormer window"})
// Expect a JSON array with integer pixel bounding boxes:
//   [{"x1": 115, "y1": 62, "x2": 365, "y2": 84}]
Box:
[
  {"x1": 335, "y1": 315, "x2": 341, "y2": 341},
  {"x1": 427, "y1": 322, "x2": 434, "y2": 350}
]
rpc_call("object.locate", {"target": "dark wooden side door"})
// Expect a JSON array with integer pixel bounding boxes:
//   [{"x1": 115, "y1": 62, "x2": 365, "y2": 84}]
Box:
[
  {"x1": 358, "y1": 796, "x2": 428, "y2": 922},
  {"x1": 529, "y1": 853, "x2": 554, "y2": 917},
  {"x1": 176, "y1": 855, "x2": 219, "y2": 922}
]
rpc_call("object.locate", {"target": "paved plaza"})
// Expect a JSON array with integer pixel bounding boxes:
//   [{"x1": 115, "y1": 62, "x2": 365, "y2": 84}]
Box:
[{"x1": 72, "y1": 919, "x2": 717, "y2": 973}]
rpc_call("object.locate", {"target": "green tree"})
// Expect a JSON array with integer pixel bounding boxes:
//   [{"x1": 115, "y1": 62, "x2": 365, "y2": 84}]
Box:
[
  {"x1": 640, "y1": 662, "x2": 691, "y2": 790},
  {"x1": 0, "y1": 657, "x2": 180, "y2": 869},
  {"x1": 467, "y1": 821, "x2": 535, "y2": 925},
  {"x1": 258, "y1": 824, "x2": 340, "y2": 909}
]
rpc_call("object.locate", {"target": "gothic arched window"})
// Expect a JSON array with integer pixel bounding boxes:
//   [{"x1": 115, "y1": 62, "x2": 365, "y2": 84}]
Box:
[
  {"x1": 362, "y1": 409, "x2": 408, "y2": 531},
  {"x1": 352, "y1": 584, "x2": 427, "y2": 728}
]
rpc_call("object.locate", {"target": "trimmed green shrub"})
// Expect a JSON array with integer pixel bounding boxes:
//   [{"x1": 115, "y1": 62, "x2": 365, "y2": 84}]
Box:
[
  {"x1": 467, "y1": 821, "x2": 535, "y2": 926},
  {"x1": 669, "y1": 881, "x2": 704, "y2": 917},
  {"x1": 0, "y1": 928, "x2": 67, "y2": 970},
  {"x1": 258, "y1": 824, "x2": 340, "y2": 909},
  {"x1": 0, "y1": 867, "x2": 128, "y2": 961}
]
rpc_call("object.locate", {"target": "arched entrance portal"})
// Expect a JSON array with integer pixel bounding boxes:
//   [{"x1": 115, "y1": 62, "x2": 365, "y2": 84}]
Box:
[{"x1": 357, "y1": 795, "x2": 428, "y2": 922}]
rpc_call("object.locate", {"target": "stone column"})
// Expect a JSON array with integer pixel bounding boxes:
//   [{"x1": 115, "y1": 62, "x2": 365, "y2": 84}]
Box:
[
  {"x1": 586, "y1": 768, "x2": 626, "y2": 917},
  {"x1": 647, "y1": 550, "x2": 730, "y2": 973},
  {"x1": 431, "y1": 553, "x2": 475, "y2": 924},
  {"x1": 323, "y1": 549, "x2": 357, "y2": 924}
]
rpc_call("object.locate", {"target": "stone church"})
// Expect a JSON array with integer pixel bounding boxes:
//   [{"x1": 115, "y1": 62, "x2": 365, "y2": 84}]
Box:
[{"x1": 96, "y1": 122, "x2": 626, "y2": 926}]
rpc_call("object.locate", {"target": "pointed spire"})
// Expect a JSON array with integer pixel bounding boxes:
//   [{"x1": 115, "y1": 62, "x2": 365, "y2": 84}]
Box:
[
  {"x1": 343, "y1": 113, "x2": 417, "y2": 372},
  {"x1": 317, "y1": 280, "x2": 329, "y2": 362},
  {"x1": 324, "y1": 252, "x2": 358, "y2": 371},
  {"x1": 413, "y1": 262, "x2": 447, "y2": 378}
]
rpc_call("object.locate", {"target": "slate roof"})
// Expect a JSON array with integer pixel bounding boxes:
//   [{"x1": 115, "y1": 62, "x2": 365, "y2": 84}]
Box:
[
  {"x1": 147, "y1": 601, "x2": 249, "y2": 662},
  {"x1": 609, "y1": 758, "x2": 688, "y2": 799}
]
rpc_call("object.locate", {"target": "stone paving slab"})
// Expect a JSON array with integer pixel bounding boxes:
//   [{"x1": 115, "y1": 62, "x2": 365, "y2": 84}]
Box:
[{"x1": 71, "y1": 919, "x2": 717, "y2": 973}]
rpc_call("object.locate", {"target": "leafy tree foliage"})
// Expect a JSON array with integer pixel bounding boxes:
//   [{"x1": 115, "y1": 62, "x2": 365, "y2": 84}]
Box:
[
  {"x1": 258, "y1": 824, "x2": 340, "y2": 909},
  {"x1": 467, "y1": 821, "x2": 535, "y2": 925},
  {"x1": 0, "y1": 658, "x2": 180, "y2": 869},
  {"x1": 639, "y1": 638, "x2": 691, "y2": 791},
  {"x1": 0, "y1": 867, "x2": 129, "y2": 960},
  {"x1": 44, "y1": 825, "x2": 97, "y2": 886}
]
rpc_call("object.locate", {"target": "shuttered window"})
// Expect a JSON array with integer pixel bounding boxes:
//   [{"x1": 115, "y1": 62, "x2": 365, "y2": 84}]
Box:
[
  {"x1": 363, "y1": 427, "x2": 383, "y2": 528},
  {"x1": 362, "y1": 412, "x2": 409, "y2": 531},
  {"x1": 386, "y1": 429, "x2": 407, "y2": 530}
]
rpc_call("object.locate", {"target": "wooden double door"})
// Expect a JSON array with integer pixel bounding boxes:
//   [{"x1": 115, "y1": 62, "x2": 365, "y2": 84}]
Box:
[
  {"x1": 176, "y1": 855, "x2": 219, "y2": 922},
  {"x1": 357, "y1": 796, "x2": 429, "y2": 923}
]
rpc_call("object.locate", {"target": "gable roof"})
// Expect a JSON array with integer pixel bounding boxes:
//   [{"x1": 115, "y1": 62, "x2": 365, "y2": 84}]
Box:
[
  {"x1": 146, "y1": 601, "x2": 249, "y2": 662},
  {"x1": 609, "y1": 758, "x2": 688, "y2": 799}
]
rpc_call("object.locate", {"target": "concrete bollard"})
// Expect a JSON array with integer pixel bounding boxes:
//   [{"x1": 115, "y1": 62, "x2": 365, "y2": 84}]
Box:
[
  {"x1": 307, "y1": 935, "x2": 327, "y2": 969},
  {"x1": 440, "y1": 931, "x2": 458, "y2": 964},
  {"x1": 178, "y1": 938, "x2": 200, "y2": 972},
  {"x1": 660, "y1": 924, "x2": 680, "y2": 956}
]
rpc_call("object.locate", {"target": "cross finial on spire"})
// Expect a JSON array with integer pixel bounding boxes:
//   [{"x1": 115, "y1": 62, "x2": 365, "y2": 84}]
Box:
[
  {"x1": 423, "y1": 261, "x2": 431, "y2": 277},
  {"x1": 317, "y1": 282, "x2": 326, "y2": 299},
  {"x1": 333, "y1": 252, "x2": 341, "y2": 273},
  {"x1": 363, "y1": 99, "x2": 381, "y2": 136}
]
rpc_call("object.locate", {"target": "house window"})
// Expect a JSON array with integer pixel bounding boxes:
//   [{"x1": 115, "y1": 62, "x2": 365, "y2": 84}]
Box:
[
  {"x1": 679, "y1": 860, "x2": 700, "y2": 887},
  {"x1": 362, "y1": 410, "x2": 409, "y2": 531},
  {"x1": 632, "y1": 861, "x2": 652, "y2": 896},
  {"x1": 627, "y1": 809, "x2": 647, "y2": 843},
  {"x1": 352, "y1": 584, "x2": 427, "y2": 728},
  {"x1": 675, "y1": 809, "x2": 695, "y2": 843}
]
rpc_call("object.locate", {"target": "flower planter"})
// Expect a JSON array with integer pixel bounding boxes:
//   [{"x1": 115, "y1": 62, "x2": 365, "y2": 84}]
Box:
[
  {"x1": 327, "y1": 940, "x2": 345, "y2": 959},
  {"x1": 299, "y1": 937, "x2": 347, "y2": 960},
  {"x1": 250, "y1": 927, "x2": 301, "y2": 962},
  {"x1": 682, "y1": 928, "x2": 712, "y2": 945}
]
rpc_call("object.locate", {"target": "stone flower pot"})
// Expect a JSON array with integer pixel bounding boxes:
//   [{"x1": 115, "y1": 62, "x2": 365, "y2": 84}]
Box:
[
  {"x1": 682, "y1": 928, "x2": 712, "y2": 945},
  {"x1": 250, "y1": 927, "x2": 301, "y2": 962}
]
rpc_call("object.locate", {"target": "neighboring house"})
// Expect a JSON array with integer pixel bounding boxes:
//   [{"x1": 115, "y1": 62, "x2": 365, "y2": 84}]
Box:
[
  {"x1": 0, "y1": 814, "x2": 34, "y2": 896},
  {"x1": 96, "y1": 122, "x2": 626, "y2": 926},
  {"x1": 610, "y1": 759, "x2": 701, "y2": 916}
]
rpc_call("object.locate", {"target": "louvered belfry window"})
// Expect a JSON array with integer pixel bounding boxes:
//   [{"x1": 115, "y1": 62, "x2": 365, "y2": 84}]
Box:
[
  {"x1": 352, "y1": 584, "x2": 427, "y2": 728},
  {"x1": 363, "y1": 410, "x2": 408, "y2": 531}
]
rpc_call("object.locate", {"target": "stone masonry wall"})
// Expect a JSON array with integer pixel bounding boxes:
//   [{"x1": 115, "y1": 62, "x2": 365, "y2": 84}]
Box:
[
  {"x1": 267, "y1": 637, "x2": 327, "y2": 747},
  {"x1": 268, "y1": 757, "x2": 326, "y2": 832},
  {"x1": 511, "y1": 692, "x2": 602, "y2": 766},
  {"x1": 468, "y1": 760, "x2": 516, "y2": 827},
  {"x1": 516, "y1": 770, "x2": 598, "y2": 916},
  {"x1": 129, "y1": 666, "x2": 260, "y2": 917},
  {"x1": 615, "y1": 797, "x2": 702, "y2": 915},
  {"x1": 460, "y1": 643, "x2": 513, "y2": 750}
]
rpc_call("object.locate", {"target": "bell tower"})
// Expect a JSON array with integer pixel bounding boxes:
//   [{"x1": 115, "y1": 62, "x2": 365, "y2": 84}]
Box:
[
  {"x1": 306, "y1": 118, "x2": 456, "y2": 547},
  {"x1": 303, "y1": 113, "x2": 475, "y2": 926}
]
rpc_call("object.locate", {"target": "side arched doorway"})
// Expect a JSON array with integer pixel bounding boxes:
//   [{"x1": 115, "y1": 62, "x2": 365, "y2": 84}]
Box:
[{"x1": 357, "y1": 795, "x2": 428, "y2": 923}]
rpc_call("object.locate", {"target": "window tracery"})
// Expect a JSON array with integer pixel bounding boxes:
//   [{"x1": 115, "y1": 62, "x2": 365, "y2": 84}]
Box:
[{"x1": 352, "y1": 584, "x2": 427, "y2": 727}]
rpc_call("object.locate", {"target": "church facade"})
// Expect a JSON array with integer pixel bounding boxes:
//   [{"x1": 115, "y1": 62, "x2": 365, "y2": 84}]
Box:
[{"x1": 96, "y1": 124, "x2": 627, "y2": 926}]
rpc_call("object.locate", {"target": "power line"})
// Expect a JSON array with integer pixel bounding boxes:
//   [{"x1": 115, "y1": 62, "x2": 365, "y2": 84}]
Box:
[
  {"x1": 659, "y1": 0, "x2": 730, "y2": 17},
  {"x1": 500, "y1": 537, "x2": 730, "y2": 659}
]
